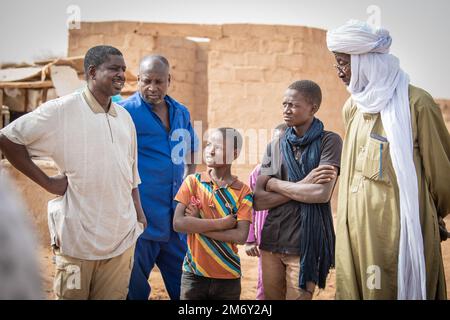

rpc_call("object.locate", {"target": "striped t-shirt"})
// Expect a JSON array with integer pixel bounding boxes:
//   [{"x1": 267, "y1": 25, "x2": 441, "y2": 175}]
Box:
[{"x1": 175, "y1": 171, "x2": 253, "y2": 279}]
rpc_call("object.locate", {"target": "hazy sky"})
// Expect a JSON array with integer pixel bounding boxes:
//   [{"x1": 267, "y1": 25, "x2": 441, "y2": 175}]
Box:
[{"x1": 1, "y1": 0, "x2": 449, "y2": 98}]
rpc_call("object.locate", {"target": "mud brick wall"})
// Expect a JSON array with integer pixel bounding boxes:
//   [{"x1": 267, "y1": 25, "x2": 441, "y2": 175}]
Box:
[
  {"x1": 1, "y1": 160, "x2": 58, "y2": 245},
  {"x1": 4, "y1": 23, "x2": 448, "y2": 246},
  {"x1": 68, "y1": 22, "x2": 350, "y2": 180}
]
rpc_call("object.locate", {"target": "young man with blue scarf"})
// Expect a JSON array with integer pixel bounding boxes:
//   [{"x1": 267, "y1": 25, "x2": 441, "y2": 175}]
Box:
[
  {"x1": 118, "y1": 55, "x2": 199, "y2": 300},
  {"x1": 254, "y1": 80, "x2": 342, "y2": 300}
]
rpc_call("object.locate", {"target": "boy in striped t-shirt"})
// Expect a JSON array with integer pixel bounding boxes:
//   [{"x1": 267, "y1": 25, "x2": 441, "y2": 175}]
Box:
[{"x1": 173, "y1": 128, "x2": 253, "y2": 300}]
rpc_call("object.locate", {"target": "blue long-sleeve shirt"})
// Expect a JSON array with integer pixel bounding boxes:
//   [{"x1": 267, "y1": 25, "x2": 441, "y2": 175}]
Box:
[{"x1": 119, "y1": 92, "x2": 199, "y2": 241}]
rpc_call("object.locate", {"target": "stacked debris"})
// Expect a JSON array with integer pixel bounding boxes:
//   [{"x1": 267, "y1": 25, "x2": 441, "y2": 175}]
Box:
[{"x1": 0, "y1": 56, "x2": 137, "y2": 128}]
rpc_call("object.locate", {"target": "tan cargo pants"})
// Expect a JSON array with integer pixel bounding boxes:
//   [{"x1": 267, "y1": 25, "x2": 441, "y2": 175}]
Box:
[{"x1": 53, "y1": 244, "x2": 135, "y2": 300}]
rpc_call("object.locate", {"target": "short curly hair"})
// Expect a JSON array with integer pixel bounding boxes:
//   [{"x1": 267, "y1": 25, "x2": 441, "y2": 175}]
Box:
[
  {"x1": 84, "y1": 45, "x2": 123, "y2": 78},
  {"x1": 288, "y1": 80, "x2": 322, "y2": 108}
]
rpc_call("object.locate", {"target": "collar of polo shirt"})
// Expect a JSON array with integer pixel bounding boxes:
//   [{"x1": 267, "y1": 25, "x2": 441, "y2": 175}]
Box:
[
  {"x1": 82, "y1": 87, "x2": 118, "y2": 117},
  {"x1": 200, "y1": 170, "x2": 243, "y2": 190}
]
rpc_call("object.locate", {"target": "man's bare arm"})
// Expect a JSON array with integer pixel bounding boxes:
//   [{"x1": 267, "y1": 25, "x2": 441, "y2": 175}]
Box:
[
  {"x1": 253, "y1": 175, "x2": 291, "y2": 211},
  {"x1": 266, "y1": 166, "x2": 338, "y2": 204},
  {"x1": 253, "y1": 165, "x2": 337, "y2": 210},
  {"x1": 0, "y1": 134, "x2": 67, "y2": 195},
  {"x1": 132, "y1": 188, "x2": 147, "y2": 229}
]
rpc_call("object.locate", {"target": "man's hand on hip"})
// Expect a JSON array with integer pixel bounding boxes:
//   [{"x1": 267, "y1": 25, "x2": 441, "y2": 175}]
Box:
[{"x1": 45, "y1": 174, "x2": 68, "y2": 196}]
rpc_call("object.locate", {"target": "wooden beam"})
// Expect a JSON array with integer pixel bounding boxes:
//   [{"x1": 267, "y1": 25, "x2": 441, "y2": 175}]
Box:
[
  {"x1": 0, "y1": 80, "x2": 54, "y2": 89},
  {"x1": 24, "y1": 89, "x2": 28, "y2": 113},
  {"x1": 42, "y1": 88, "x2": 48, "y2": 104}
]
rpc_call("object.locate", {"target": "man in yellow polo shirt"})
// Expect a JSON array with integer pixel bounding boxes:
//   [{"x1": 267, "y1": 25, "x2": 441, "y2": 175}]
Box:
[{"x1": 0, "y1": 45, "x2": 146, "y2": 299}]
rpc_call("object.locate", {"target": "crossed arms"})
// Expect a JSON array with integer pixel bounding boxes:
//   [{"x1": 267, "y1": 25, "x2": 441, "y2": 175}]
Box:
[
  {"x1": 253, "y1": 165, "x2": 338, "y2": 211},
  {"x1": 173, "y1": 203, "x2": 250, "y2": 245}
]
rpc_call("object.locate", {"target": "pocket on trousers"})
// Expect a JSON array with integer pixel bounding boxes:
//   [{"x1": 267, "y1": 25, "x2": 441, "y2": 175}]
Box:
[
  {"x1": 113, "y1": 246, "x2": 135, "y2": 300},
  {"x1": 54, "y1": 254, "x2": 83, "y2": 299},
  {"x1": 180, "y1": 272, "x2": 207, "y2": 300}
]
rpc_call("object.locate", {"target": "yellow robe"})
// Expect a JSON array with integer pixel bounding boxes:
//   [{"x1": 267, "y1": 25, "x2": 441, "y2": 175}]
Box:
[{"x1": 336, "y1": 85, "x2": 450, "y2": 299}]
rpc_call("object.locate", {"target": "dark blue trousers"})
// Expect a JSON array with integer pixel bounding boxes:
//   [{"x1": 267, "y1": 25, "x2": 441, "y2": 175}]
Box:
[{"x1": 127, "y1": 231, "x2": 187, "y2": 300}]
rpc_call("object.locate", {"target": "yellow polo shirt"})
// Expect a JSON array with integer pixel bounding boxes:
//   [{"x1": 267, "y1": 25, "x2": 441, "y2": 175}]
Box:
[{"x1": 0, "y1": 88, "x2": 143, "y2": 260}]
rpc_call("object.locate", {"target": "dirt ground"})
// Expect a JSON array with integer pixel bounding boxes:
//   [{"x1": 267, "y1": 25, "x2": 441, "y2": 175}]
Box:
[{"x1": 40, "y1": 217, "x2": 450, "y2": 300}]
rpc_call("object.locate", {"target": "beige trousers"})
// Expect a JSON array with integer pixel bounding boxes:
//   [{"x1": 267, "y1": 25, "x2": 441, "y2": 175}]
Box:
[
  {"x1": 260, "y1": 249, "x2": 315, "y2": 300},
  {"x1": 53, "y1": 244, "x2": 135, "y2": 300}
]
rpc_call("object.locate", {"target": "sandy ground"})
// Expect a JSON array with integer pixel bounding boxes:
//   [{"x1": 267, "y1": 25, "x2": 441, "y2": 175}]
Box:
[{"x1": 40, "y1": 217, "x2": 450, "y2": 300}]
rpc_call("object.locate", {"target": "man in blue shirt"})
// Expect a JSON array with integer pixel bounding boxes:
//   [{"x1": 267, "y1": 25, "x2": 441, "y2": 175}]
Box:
[{"x1": 119, "y1": 55, "x2": 198, "y2": 300}]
